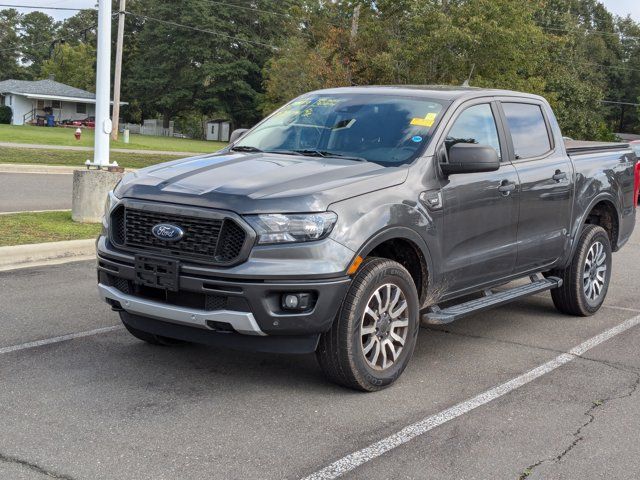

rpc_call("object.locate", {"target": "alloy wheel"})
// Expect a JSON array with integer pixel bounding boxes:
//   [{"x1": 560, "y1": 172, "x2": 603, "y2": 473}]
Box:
[
  {"x1": 360, "y1": 283, "x2": 409, "y2": 371},
  {"x1": 583, "y1": 240, "x2": 607, "y2": 303}
]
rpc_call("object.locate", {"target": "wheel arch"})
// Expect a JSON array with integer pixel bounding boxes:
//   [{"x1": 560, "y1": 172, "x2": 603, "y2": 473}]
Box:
[
  {"x1": 354, "y1": 227, "x2": 434, "y2": 307},
  {"x1": 578, "y1": 195, "x2": 620, "y2": 248},
  {"x1": 565, "y1": 194, "x2": 621, "y2": 268}
]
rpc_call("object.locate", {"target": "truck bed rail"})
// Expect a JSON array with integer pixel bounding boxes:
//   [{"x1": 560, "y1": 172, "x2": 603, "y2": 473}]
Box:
[{"x1": 565, "y1": 139, "x2": 629, "y2": 155}]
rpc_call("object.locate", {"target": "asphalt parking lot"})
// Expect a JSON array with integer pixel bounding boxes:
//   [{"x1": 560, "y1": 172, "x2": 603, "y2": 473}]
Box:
[{"x1": 1, "y1": 224, "x2": 640, "y2": 480}]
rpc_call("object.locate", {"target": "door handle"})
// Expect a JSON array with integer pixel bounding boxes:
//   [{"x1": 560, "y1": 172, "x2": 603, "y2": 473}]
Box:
[
  {"x1": 552, "y1": 170, "x2": 567, "y2": 181},
  {"x1": 498, "y1": 180, "x2": 516, "y2": 195}
]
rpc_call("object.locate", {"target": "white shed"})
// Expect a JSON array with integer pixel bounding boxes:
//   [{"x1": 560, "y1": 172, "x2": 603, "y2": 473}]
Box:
[{"x1": 206, "y1": 119, "x2": 231, "y2": 142}]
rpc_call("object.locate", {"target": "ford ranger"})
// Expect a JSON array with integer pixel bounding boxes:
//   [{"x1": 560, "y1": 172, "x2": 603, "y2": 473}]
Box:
[{"x1": 97, "y1": 86, "x2": 638, "y2": 391}]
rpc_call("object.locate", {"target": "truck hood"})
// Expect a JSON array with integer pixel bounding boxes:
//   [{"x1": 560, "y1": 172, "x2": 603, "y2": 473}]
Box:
[{"x1": 115, "y1": 152, "x2": 409, "y2": 214}]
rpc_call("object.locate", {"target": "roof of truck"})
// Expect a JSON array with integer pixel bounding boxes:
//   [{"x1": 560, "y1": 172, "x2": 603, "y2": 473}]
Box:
[{"x1": 313, "y1": 85, "x2": 545, "y2": 102}]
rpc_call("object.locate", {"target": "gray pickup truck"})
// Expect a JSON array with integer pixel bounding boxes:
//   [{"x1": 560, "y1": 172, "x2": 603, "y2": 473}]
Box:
[{"x1": 98, "y1": 86, "x2": 638, "y2": 391}]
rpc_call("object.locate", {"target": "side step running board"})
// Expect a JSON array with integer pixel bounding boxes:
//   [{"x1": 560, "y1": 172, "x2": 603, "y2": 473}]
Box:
[{"x1": 423, "y1": 274, "x2": 562, "y2": 325}]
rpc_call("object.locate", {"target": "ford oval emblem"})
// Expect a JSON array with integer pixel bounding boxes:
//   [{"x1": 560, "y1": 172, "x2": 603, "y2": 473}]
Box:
[{"x1": 151, "y1": 223, "x2": 185, "y2": 242}]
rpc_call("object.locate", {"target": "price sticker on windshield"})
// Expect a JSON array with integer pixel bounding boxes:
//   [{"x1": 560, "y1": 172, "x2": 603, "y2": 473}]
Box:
[{"x1": 410, "y1": 112, "x2": 438, "y2": 127}]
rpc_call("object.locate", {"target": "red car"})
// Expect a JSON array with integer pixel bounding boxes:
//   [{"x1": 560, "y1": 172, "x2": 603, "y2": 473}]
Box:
[
  {"x1": 631, "y1": 140, "x2": 640, "y2": 205},
  {"x1": 72, "y1": 116, "x2": 95, "y2": 128}
]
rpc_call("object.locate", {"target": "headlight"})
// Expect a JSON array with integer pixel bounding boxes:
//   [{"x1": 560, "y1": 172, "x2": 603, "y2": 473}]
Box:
[
  {"x1": 103, "y1": 190, "x2": 119, "y2": 216},
  {"x1": 244, "y1": 212, "x2": 337, "y2": 245}
]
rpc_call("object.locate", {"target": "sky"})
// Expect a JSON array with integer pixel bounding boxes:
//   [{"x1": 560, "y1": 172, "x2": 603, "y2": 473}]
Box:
[
  {"x1": 2, "y1": 0, "x2": 95, "y2": 21},
  {"x1": 602, "y1": 0, "x2": 640, "y2": 20},
  {"x1": 1, "y1": 0, "x2": 639, "y2": 22}
]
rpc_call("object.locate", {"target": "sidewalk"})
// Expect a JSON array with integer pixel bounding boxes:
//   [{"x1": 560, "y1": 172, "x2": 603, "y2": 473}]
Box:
[{"x1": 0, "y1": 141, "x2": 202, "y2": 157}]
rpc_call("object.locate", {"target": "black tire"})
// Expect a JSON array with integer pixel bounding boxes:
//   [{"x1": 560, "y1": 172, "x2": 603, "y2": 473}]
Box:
[
  {"x1": 316, "y1": 257, "x2": 420, "y2": 392},
  {"x1": 120, "y1": 312, "x2": 186, "y2": 346},
  {"x1": 550, "y1": 225, "x2": 612, "y2": 316}
]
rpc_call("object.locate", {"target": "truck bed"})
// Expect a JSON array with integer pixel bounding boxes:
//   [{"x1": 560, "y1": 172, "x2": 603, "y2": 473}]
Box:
[{"x1": 565, "y1": 139, "x2": 630, "y2": 156}]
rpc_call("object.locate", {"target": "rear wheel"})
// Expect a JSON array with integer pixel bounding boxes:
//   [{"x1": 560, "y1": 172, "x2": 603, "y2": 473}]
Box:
[
  {"x1": 550, "y1": 225, "x2": 612, "y2": 316},
  {"x1": 316, "y1": 258, "x2": 420, "y2": 391},
  {"x1": 120, "y1": 312, "x2": 186, "y2": 346}
]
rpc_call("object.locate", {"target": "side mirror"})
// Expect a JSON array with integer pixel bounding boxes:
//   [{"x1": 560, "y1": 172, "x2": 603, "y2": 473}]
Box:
[
  {"x1": 441, "y1": 143, "x2": 500, "y2": 175},
  {"x1": 229, "y1": 128, "x2": 249, "y2": 144}
]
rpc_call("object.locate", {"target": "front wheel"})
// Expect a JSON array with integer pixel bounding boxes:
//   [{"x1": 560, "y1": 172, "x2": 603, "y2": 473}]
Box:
[
  {"x1": 316, "y1": 258, "x2": 420, "y2": 391},
  {"x1": 550, "y1": 224, "x2": 612, "y2": 316}
]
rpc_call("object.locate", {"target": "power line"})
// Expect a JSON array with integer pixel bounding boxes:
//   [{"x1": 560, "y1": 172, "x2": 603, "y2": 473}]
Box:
[
  {"x1": 564, "y1": 59, "x2": 640, "y2": 74},
  {"x1": 602, "y1": 100, "x2": 640, "y2": 107},
  {"x1": 206, "y1": 0, "x2": 295, "y2": 19},
  {"x1": 0, "y1": 4, "x2": 92, "y2": 11},
  {"x1": 201, "y1": 0, "x2": 349, "y2": 29},
  {"x1": 542, "y1": 25, "x2": 640, "y2": 41},
  {"x1": 123, "y1": 11, "x2": 280, "y2": 50},
  {"x1": 0, "y1": 20, "x2": 100, "y2": 53}
]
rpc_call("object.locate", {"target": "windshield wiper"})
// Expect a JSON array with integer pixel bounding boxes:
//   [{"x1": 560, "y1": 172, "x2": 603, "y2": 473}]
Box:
[
  {"x1": 293, "y1": 149, "x2": 367, "y2": 162},
  {"x1": 230, "y1": 145, "x2": 263, "y2": 152}
]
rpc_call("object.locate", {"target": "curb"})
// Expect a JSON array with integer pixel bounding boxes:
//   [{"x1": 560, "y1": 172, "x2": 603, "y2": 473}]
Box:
[
  {"x1": 0, "y1": 239, "x2": 96, "y2": 271},
  {"x1": 0, "y1": 163, "x2": 78, "y2": 174},
  {"x1": 0, "y1": 209, "x2": 71, "y2": 216},
  {"x1": 0, "y1": 164, "x2": 137, "y2": 175}
]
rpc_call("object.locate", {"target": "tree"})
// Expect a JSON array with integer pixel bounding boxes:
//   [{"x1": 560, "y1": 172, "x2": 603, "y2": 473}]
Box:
[
  {"x1": 263, "y1": 0, "x2": 638, "y2": 139},
  {"x1": 19, "y1": 11, "x2": 59, "y2": 78},
  {"x1": 124, "y1": 0, "x2": 297, "y2": 127},
  {"x1": 41, "y1": 42, "x2": 96, "y2": 91},
  {"x1": 57, "y1": 9, "x2": 98, "y2": 46},
  {"x1": 0, "y1": 9, "x2": 24, "y2": 80}
]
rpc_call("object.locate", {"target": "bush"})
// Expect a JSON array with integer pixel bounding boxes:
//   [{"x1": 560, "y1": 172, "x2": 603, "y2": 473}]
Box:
[
  {"x1": 0, "y1": 105, "x2": 12, "y2": 124},
  {"x1": 174, "y1": 111, "x2": 206, "y2": 140}
]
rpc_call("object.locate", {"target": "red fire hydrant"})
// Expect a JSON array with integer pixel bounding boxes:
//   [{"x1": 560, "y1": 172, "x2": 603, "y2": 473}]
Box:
[{"x1": 74, "y1": 127, "x2": 82, "y2": 141}]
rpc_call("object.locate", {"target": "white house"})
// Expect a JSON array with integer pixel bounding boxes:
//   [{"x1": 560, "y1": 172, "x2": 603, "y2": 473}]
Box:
[{"x1": 0, "y1": 77, "x2": 123, "y2": 126}]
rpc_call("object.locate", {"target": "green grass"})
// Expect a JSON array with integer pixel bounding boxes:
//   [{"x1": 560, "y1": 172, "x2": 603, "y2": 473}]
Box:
[
  {"x1": 0, "y1": 211, "x2": 102, "y2": 247},
  {"x1": 0, "y1": 147, "x2": 183, "y2": 169},
  {"x1": 0, "y1": 124, "x2": 226, "y2": 153}
]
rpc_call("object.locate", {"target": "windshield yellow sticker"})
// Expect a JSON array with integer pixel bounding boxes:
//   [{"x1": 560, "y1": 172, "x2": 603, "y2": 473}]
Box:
[
  {"x1": 315, "y1": 98, "x2": 340, "y2": 107},
  {"x1": 410, "y1": 112, "x2": 438, "y2": 127}
]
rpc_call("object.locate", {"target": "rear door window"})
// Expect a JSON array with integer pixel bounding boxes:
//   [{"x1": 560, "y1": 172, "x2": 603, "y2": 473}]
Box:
[{"x1": 502, "y1": 102, "x2": 552, "y2": 159}]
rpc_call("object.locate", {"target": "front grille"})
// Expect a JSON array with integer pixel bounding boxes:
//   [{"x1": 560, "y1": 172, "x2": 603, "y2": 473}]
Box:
[{"x1": 110, "y1": 205, "x2": 249, "y2": 265}]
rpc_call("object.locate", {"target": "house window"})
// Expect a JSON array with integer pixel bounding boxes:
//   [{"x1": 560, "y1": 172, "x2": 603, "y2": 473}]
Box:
[
  {"x1": 37, "y1": 99, "x2": 45, "y2": 109},
  {"x1": 52, "y1": 100, "x2": 61, "y2": 109},
  {"x1": 76, "y1": 103, "x2": 86, "y2": 114}
]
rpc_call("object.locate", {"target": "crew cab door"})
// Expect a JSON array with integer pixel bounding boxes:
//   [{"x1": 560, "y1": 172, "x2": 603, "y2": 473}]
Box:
[
  {"x1": 438, "y1": 100, "x2": 519, "y2": 293},
  {"x1": 497, "y1": 100, "x2": 574, "y2": 272}
]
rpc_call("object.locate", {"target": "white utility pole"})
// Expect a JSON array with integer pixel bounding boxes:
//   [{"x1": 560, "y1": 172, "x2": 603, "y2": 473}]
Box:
[
  {"x1": 72, "y1": 0, "x2": 122, "y2": 224},
  {"x1": 88, "y1": 0, "x2": 115, "y2": 168},
  {"x1": 111, "y1": 0, "x2": 126, "y2": 141}
]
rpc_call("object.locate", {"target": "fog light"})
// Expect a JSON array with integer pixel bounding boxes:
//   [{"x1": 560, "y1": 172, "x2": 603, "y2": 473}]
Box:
[{"x1": 282, "y1": 293, "x2": 312, "y2": 311}]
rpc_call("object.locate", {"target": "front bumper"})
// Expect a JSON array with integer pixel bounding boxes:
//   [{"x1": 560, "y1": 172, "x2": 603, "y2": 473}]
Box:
[
  {"x1": 99, "y1": 283, "x2": 265, "y2": 335},
  {"x1": 97, "y1": 235, "x2": 352, "y2": 343}
]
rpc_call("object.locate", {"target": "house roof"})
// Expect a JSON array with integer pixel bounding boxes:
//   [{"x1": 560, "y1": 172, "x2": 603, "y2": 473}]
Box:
[{"x1": 0, "y1": 79, "x2": 95, "y2": 100}]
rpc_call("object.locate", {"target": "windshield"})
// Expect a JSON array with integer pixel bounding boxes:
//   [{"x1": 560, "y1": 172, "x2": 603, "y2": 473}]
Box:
[{"x1": 234, "y1": 93, "x2": 446, "y2": 166}]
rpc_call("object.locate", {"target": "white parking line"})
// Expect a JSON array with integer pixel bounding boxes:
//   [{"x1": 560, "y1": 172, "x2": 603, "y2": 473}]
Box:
[
  {"x1": 302, "y1": 314, "x2": 640, "y2": 480},
  {"x1": 0, "y1": 326, "x2": 122, "y2": 355},
  {"x1": 602, "y1": 304, "x2": 640, "y2": 313}
]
